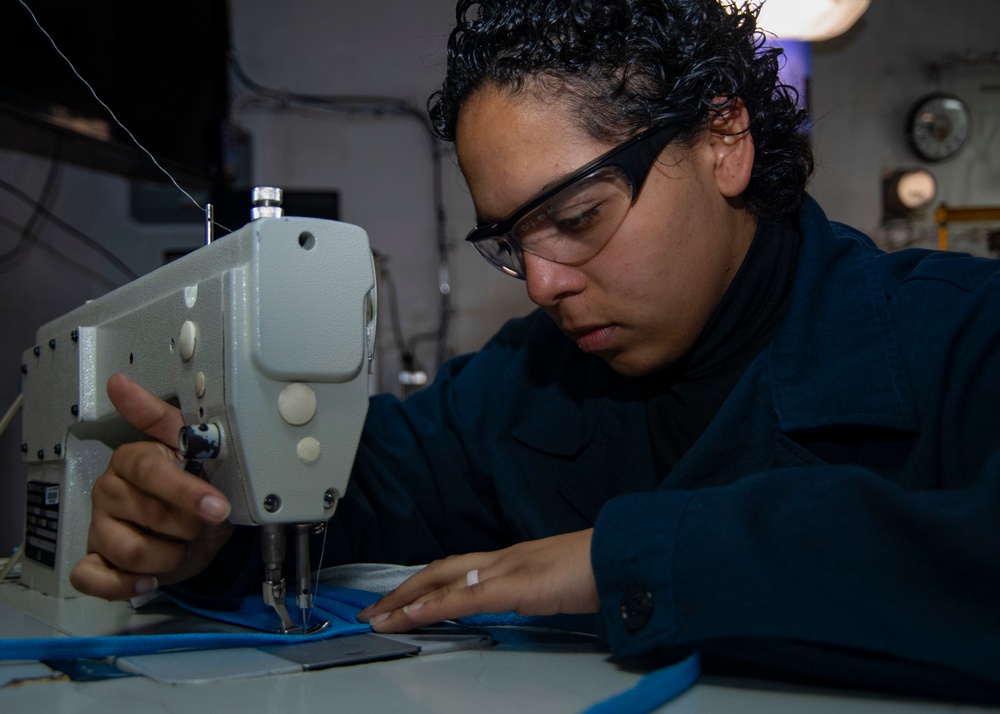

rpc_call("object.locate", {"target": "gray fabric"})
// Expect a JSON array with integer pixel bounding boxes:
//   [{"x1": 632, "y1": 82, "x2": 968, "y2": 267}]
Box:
[{"x1": 315, "y1": 562, "x2": 424, "y2": 595}]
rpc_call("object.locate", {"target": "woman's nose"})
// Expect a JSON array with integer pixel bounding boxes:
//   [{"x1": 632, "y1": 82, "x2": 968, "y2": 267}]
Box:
[{"x1": 523, "y1": 252, "x2": 586, "y2": 307}]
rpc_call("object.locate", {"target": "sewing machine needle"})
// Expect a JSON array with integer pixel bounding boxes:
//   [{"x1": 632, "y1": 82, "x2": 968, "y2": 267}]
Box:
[{"x1": 295, "y1": 524, "x2": 313, "y2": 631}]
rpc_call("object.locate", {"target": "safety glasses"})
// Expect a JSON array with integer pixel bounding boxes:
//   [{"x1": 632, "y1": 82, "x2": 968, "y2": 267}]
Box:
[{"x1": 465, "y1": 121, "x2": 684, "y2": 279}]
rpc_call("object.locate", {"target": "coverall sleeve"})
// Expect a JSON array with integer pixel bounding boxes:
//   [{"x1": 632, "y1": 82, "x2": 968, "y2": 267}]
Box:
[{"x1": 591, "y1": 457, "x2": 1000, "y2": 699}]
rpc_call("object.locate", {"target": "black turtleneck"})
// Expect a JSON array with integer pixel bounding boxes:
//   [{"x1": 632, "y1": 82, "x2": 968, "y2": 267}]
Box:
[{"x1": 645, "y1": 213, "x2": 801, "y2": 478}]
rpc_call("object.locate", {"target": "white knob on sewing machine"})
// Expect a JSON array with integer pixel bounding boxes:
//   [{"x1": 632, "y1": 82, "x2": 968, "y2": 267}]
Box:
[
  {"x1": 277, "y1": 383, "x2": 317, "y2": 426},
  {"x1": 296, "y1": 437, "x2": 322, "y2": 464},
  {"x1": 179, "y1": 321, "x2": 197, "y2": 361}
]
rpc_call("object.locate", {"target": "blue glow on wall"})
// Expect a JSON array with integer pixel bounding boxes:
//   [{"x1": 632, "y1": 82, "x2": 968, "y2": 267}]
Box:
[{"x1": 769, "y1": 39, "x2": 812, "y2": 125}]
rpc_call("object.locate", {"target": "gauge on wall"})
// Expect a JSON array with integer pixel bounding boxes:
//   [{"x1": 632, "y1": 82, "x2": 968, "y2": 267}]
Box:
[
  {"x1": 882, "y1": 168, "x2": 937, "y2": 219},
  {"x1": 906, "y1": 93, "x2": 971, "y2": 162}
]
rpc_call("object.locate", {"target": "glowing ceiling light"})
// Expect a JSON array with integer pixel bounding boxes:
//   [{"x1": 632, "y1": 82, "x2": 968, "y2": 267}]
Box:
[{"x1": 753, "y1": 0, "x2": 871, "y2": 41}]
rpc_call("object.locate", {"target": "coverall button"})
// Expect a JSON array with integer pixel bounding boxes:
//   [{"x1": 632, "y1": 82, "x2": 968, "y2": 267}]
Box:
[{"x1": 621, "y1": 585, "x2": 654, "y2": 632}]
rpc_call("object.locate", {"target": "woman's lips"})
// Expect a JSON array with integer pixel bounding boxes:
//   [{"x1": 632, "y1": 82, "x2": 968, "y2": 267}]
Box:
[{"x1": 571, "y1": 324, "x2": 617, "y2": 353}]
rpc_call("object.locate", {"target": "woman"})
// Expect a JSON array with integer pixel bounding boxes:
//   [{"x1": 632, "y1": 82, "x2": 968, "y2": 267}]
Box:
[{"x1": 72, "y1": 0, "x2": 1000, "y2": 701}]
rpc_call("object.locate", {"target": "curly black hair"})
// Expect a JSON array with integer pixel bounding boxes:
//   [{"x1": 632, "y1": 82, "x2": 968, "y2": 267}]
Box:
[{"x1": 428, "y1": 0, "x2": 814, "y2": 218}]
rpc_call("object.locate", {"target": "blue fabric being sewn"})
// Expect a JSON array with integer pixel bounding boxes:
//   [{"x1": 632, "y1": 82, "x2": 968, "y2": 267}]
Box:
[
  {"x1": 1, "y1": 584, "x2": 700, "y2": 713},
  {"x1": 167, "y1": 585, "x2": 379, "y2": 633},
  {"x1": 0, "y1": 586, "x2": 378, "y2": 662},
  {"x1": 2, "y1": 586, "x2": 596, "y2": 662}
]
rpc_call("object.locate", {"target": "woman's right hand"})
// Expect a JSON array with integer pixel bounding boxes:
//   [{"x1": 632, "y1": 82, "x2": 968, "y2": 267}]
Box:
[{"x1": 69, "y1": 373, "x2": 235, "y2": 600}]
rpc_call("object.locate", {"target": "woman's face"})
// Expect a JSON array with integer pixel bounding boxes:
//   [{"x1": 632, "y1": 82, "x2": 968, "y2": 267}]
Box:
[{"x1": 456, "y1": 84, "x2": 758, "y2": 376}]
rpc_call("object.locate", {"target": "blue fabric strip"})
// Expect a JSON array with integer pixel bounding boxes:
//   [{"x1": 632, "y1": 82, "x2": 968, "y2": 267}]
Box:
[
  {"x1": 459, "y1": 611, "x2": 596, "y2": 634},
  {"x1": 459, "y1": 612, "x2": 700, "y2": 713},
  {"x1": 580, "y1": 653, "x2": 701, "y2": 714}
]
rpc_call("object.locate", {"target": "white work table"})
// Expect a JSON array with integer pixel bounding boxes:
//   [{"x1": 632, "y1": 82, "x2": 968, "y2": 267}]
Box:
[
  {"x1": 1, "y1": 582, "x2": 997, "y2": 713},
  {"x1": 4, "y1": 644, "x2": 999, "y2": 714}
]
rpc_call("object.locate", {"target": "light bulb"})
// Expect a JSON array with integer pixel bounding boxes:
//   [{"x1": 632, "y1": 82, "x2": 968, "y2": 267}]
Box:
[{"x1": 753, "y1": 0, "x2": 871, "y2": 41}]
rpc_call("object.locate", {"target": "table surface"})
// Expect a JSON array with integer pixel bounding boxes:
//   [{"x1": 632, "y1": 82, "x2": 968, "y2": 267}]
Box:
[{"x1": 2, "y1": 582, "x2": 997, "y2": 714}]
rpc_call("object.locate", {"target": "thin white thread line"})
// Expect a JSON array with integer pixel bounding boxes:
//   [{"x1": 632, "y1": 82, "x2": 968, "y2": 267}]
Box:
[
  {"x1": 312, "y1": 519, "x2": 331, "y2": 629},
  {"x1": 18, "y1": 0, "x2": 206, "y2": 212}
]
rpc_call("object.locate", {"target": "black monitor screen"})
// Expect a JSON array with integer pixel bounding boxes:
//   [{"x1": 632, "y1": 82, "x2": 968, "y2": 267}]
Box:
[{"x1": 0, "y1": 0, "x2": 230, "y2": 187}]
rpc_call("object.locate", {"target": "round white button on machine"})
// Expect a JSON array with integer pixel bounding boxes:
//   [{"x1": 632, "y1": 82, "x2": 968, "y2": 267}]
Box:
[
  {"x1": 179, "y1": 321, "x2": 197, "y2": 361},
  {"x1": 296, "y1": 437, "x2": 321, "y2": 464},
  {"x1": 277, "y1": 383, "x2": 318, "y2": 425}
]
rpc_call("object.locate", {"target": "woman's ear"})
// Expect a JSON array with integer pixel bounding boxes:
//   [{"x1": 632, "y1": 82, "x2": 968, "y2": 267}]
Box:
[{"x1": 707, "y1": 97, "x2": 754, "y2": 198}]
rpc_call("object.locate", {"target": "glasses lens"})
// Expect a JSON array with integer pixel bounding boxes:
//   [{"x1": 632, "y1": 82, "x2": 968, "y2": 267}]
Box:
[
  {"x1": 474, "y1": 236, "x2": 527, "y2": 278},
  {"x1": 514, "y1": 167, "x2": 632, "y2": 265}
]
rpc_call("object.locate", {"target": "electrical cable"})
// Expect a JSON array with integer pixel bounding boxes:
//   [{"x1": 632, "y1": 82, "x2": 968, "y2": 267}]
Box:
[
  {"x1": 0, "y1": 394, "x2": 22, "y2": 439},
  {"x1": 0, "y1": 215, "x2": 120, "y2": 290},
  {"x1": 0, "y1": 177, "x2": 138, "y2": 281},
  {"x1": 405, "y1": 330, "x2": 443, "y2": 365},
  {"x1": 0, "y1": 546, "x2": 23, "y2": 582},
  {"x1": 0, "y1": 150, "x2": 62, "y2": 269},
  {"x1": 230, "y1": 57, "x2": 433, "y2": 128},
  {"x1": 373, "y1": 251, "x2": 423, "y2": 373}
]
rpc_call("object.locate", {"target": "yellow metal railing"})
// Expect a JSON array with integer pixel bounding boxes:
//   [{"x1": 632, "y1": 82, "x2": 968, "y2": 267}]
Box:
[{"x1": 934, "y1": 205, "x2": 1000, "y2": 251}]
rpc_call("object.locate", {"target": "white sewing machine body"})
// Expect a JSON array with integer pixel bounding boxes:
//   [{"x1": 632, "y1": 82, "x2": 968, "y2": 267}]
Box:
[{"x1": 19, "y1": 213, "x2": 377, "y2": 600}]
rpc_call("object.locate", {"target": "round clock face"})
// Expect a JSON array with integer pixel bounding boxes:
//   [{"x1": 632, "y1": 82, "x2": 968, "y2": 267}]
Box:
[{"x1": 907, "y1": 93, "x2": 970, "y2": 162}]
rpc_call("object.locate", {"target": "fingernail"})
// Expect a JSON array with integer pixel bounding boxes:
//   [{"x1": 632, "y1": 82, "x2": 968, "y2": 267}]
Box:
[
  {"x1": 402, "y1": 602, "x2": 423, "y2": 615},
  {"x1": 135, "y1": 576, "x2": 158, "y2": 595},
  {"x1": 357, "y1": 605, "x2": 374, "y2": 620},
  {"x1": 371, "y1": 612, "x2": 390, "y2": 626},
  {"x1": 199, "y1": 495, "x2": 230, "y2": 522}
]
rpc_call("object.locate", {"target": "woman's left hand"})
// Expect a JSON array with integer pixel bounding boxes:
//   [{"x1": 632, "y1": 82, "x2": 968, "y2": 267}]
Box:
[{"x1": 358, "y1": 529, "x2": 599, "y2": 632}]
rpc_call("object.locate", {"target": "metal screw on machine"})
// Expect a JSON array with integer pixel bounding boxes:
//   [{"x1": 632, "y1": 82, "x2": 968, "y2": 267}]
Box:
[{"x1": 251, "y1": 186, "x2": 284, "y2": 221}]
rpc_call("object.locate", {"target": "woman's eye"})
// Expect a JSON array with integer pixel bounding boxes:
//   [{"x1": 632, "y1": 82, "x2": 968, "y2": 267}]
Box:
[{"x1": 554, "y1": 203, "x2": 604, "y2": 233}]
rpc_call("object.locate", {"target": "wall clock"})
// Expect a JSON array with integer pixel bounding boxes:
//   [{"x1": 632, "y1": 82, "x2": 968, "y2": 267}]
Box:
[{"x1": 906, "y1": 93, "x2": 970, "y2": 162}]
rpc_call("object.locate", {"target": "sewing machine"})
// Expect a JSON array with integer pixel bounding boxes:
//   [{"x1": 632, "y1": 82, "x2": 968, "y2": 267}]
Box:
[{"x1": 16, "y1": 188, "x2": 377, "y2": 633}]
